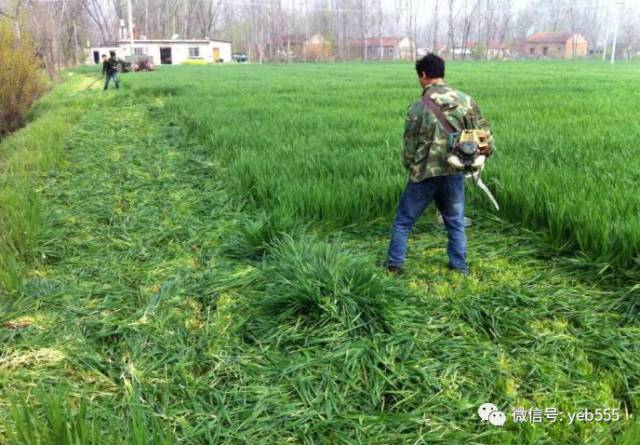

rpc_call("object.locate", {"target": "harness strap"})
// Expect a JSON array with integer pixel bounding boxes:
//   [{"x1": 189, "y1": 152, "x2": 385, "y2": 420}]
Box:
[{"x1": 421, "y1": 94, "x2": 456, "y2": 135}]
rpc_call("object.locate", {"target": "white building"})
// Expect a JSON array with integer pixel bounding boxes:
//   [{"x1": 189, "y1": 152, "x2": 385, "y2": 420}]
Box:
[{"x1": 87, "y1": 39, "x2": 232, "y2": 65}]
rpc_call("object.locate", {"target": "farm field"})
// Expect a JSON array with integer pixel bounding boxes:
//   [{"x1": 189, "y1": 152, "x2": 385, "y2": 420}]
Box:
[{"x1": 0, "y1": 61, "x2": 639, "y2": 444}]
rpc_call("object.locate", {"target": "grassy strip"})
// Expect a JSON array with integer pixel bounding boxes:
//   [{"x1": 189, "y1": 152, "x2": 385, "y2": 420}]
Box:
[{"x1": 0, "y1": 72, "x2": 115, "y2": 295}]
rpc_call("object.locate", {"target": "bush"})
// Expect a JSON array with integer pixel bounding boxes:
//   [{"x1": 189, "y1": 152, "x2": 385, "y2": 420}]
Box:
[
  {"x1": 181, "y1": 59, "x2": 209, "y2": 65},
  {"x1": 0, "y1": 20, "x2": 45, "y2": 138}
]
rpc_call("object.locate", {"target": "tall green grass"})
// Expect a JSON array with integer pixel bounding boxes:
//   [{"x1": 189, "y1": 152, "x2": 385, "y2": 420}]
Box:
[
  {"x1": 0, "y1": 73, "x2": 110, "y2": 295},
  {"x1": 132, "y1": 61, "x2": 640, "y2": 273},
  {"x1": 6, "y1": 391, "x2": 172, "y2": 445}
]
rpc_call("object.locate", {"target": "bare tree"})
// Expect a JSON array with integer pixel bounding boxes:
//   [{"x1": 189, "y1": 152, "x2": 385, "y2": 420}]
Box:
[
  {"x1": 459, "y1": 0, "x2": 480, "y2": 59},
  {"x1": 0, "y1": 0, "x2": 23, "y2": 37},
  {"x1": 447, "y1": 0, "x2": 455, "y2": 59},
  {"x1": 24, "y1": 0, "x2": 71, "y2": 76},
  {"x1": 3, "y1": 0, "x2": 638, "y2": 67},
  {"x1": 404, "y1": 0, "x2": 418, "y2": 60},
  {"x1": 197, "y1": 0, "x2": 223, "y2": 38},
  {"x1": 84, "y1": 0, "x2": 113, "y2": 43},
  {"x1": 495, "y1": 0, "x2": 513, "y2": 44},
  {"x1": 354, "y1": 0, "x2": 371, "y2": 60},
  {"x1": 432, "y1": 0, "x2": 439, "y2": 51}
]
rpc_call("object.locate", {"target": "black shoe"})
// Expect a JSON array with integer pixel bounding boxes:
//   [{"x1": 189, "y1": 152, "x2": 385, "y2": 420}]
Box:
[
  {"x1": 386, "y1": 265, "x2": 404, "y2": 276},
  {"x1": 449, "y1": 267, "x2": 469, "y2": 277}
]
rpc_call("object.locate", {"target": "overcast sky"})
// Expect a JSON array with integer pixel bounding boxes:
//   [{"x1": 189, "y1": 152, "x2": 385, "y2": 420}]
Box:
[{"x1": 281, "y1": 0, "x2": 638, "y2": 22}]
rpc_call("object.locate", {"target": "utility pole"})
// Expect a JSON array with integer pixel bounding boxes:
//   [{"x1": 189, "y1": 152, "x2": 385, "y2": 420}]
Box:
[
  {"x1": 127, "y1": 0, "x2": 134, "y2": 57},
  {"x1": 610, "y1": 1, "x2": 623, "y2": 64}
]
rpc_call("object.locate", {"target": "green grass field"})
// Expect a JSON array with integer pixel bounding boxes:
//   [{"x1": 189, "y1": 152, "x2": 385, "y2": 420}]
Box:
[{"x1": 0, "y1": 61, "x2": 639, "y2": 444}]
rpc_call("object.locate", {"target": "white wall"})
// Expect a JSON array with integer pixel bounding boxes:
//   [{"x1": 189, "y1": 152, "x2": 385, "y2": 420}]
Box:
[
  {"x1": 86, "y1": 41, "x2": 233, "y2": 65},
  {"x1": 164, "y1": 44, "x2": 203, "y2": 64},
  {"x1": 122, "y1": 42, "x2": 231, "y2": 64},
  {"x1": 86, "y1": 47, "x2": 122, "y2": 64}
]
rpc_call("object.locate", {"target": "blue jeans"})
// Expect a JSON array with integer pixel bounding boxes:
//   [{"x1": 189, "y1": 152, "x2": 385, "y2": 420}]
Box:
[
  {"x1": 104, "y1": 72, "x2": 119, "y2": 90},
  {"x1": 387, "y1": 175, "x2": 467, "y2": 272}
]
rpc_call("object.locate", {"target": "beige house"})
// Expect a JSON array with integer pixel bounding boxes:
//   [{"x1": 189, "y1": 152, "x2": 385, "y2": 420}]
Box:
[
  {"x1": 302, "y1": 34, "x2": 333, "y2": 61},
  {"x1": 485, "y1": 42, "x2": 510, "y2": 59},
  {"x1": 350, "y1": 36, "x2": 414, "y2": 61},
  {"x1": 265, "y1": 34, "x2": 333, "y2": 62},
  {"x1": 524, "y1": 32, "x2": 588, "y2": 58}
]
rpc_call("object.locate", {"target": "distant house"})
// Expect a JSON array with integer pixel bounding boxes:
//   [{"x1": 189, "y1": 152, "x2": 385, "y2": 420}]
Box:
[
  {"x1": 417, "y1": 43, "x2": 448, "y2": 58},
  {"x1": 451, "y1": 41, "x2": 473, "y2": 58},
  {"x1": 433, "y1": 42, "x2": 448, "y2": 56},
  {"x1": 510, "y1": 41, "x2": 526, "y2": 58},
  {"x1": 88, "y1": 43, "x2": 119, "y2": 64},
  {"x1": 449, "y1": 41, "x2": 510, "y2": 59},
  {"x1": 485, "y1": 42, "x2": 510, "y2": 59},
  {"x1": 350, "y1": 36, "x2": 414, "y2": 61},
  {"x1": 265, "y1": 34, "x2": 302, "y2": 61},
  {"x1": 523, "y1": 32, "x2": 588, "y2": 58},
  {"x1": 302, "y1": 34, "x2": 333, "y2": 61},
  {"x1": 87, "y1": 39, "x2": 232, "y2": 65},
  {"x1": 265, "y1": 34, "x2": 333, "y2": 62}
]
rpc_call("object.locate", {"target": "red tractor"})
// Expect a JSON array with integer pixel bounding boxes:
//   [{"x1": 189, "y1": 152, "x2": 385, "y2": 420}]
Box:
[{"x1": 128, "y1": 55, "x2": 156, "y2": 72}]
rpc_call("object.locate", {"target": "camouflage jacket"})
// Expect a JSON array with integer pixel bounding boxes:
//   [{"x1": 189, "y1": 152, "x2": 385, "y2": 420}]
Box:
[{"x1": 403, "y1": 82, "x2": 496, "y2": 182}]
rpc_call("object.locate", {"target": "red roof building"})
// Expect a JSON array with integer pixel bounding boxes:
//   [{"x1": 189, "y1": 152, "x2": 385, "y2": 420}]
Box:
[
  {"x1": 349, "y1": 36, "x2": 414, "y2": 60},
  {"x1": 523, "y1": 32, "x2": 588, "y2": 58}
]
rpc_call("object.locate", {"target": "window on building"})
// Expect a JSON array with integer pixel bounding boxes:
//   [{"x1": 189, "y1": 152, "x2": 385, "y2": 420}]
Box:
[
  {"x1": 134, "y1": 47, "x2": 145, "y2": 55},
  {"x1": 189, "y1": 47, "x2": 200, "y2": 58},
  {"x1": 542, "y1": 46, "x2": 548, "y2": 56},
  {"x1": 529, "y1": 47, "x2": 535, "y2": 55}
]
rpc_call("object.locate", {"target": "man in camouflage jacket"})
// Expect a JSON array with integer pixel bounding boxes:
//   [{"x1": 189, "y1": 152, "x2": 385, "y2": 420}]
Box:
[{"x1": 386, "y1": 53, "x2": 495, "y2": 276}]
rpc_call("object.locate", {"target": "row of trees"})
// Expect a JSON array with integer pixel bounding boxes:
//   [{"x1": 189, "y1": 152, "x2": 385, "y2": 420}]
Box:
[{"x1": 1, "y1": 0, "x2": 638, "y2": 74}]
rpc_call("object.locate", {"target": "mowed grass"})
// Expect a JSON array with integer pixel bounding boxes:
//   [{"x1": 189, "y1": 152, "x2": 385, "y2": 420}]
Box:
[{"x1": 0, "y1": 63, "x2": 638, "y2": 444}]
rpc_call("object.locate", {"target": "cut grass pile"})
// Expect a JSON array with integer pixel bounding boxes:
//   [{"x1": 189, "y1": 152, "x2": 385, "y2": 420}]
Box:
[{"x1": 0, "y1": 63, "x2": 638, "y2": 444}]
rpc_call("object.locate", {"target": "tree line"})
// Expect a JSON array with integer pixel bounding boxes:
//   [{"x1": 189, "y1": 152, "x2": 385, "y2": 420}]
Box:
[{"x1": 1, "y1": 0, "x2": 639, "y2": 75}]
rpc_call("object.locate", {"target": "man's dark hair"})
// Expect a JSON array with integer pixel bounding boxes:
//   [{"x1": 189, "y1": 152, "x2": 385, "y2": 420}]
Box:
[
  {"x1": 101, "y1": 54, "x2": 107, "y2": 58},
  {"x1": 109, "y1": 50, "x2": 116, "y2": 57},
  {"x1": 415, "y1": 53, "x2": 445, "y2": 78}
]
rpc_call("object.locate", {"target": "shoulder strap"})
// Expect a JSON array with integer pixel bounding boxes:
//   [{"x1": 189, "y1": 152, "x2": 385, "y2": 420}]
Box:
[{"x1": 421, "y1": 94, "x2": 456, "y2": 135}]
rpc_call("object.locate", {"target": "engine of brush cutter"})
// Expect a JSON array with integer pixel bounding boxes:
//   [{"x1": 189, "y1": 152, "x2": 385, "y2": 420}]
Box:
[{"x1": 447, "y1": 129, "x2": 491, "y2": 172}]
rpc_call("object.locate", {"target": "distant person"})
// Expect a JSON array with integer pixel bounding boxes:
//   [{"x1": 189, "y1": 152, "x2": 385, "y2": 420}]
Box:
[
  {"x1": 385, "y1": 53, "x2": 495, "y2": 276},
  {"x1": 102, "y1": 51, "x2": 120, "y2": 90}
]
